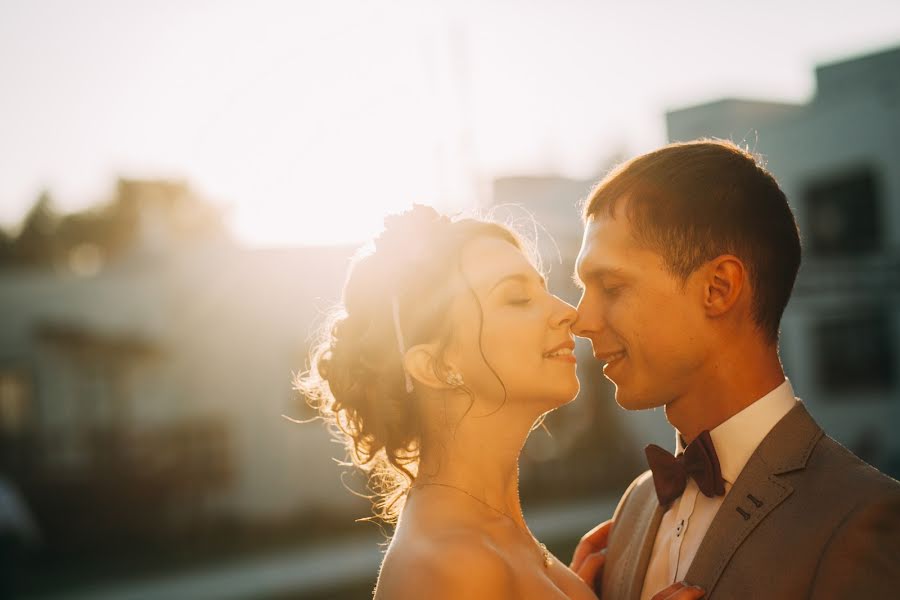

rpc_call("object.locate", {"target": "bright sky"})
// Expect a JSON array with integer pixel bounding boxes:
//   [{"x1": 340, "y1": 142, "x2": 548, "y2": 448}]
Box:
[{"x1": 2, "y1": 0, "x2": 899, "y2": 246}]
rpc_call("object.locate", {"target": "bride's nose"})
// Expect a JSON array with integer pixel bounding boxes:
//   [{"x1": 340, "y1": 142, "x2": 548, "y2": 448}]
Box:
[{"x1": 551, "y1": 296, "x2": 578, "y2": 329}]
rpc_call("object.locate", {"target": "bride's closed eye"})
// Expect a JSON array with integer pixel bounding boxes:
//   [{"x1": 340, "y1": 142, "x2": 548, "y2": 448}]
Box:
[{"x1": 500, "y1": 281, "x2": 535, "y2": 306}]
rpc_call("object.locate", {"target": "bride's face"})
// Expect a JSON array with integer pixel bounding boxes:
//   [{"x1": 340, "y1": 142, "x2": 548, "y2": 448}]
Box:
[{"x1": 446, "y1": 236, "x2": 579, "y2": 412}]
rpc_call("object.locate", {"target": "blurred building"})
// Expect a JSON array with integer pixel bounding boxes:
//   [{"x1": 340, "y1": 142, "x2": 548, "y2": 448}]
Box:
[
  {"x1": 0, "y1": 181, "x2": 361, "y2": 551},
  {"x1": 667, "y1": 45, "x2": 900, "y2": 473}
]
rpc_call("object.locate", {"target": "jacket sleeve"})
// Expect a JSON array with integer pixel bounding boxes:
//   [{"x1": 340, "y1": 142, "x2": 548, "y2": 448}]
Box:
[
  {"x1": 809, "y1": 490, "x2": 900, "y2": 599},
  {"x1": 600, "y1": 471, "x2": 653, "y2": 597}
]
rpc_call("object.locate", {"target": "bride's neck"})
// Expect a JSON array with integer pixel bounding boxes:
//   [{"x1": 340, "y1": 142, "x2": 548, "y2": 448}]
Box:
[{"x1": 415, "y1": 412, "x2": 533, "y2": 528}]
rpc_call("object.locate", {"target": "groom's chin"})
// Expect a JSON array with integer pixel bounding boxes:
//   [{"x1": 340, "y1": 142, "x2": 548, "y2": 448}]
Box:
[{"x1": 612, "y1": 387, "x2": 661, "y2": 411}]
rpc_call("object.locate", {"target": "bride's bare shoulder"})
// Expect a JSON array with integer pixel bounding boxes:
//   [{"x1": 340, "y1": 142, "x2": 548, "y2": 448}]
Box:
[{"x1": 374, "y1": 528, "x2": 516, "y2": 600}]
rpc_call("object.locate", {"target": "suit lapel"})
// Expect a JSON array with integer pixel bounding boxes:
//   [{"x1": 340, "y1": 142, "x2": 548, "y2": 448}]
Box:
[
  {"x1": 684, "y1": 455, "x2": 792, "y2": 592},
  {"x1": 684, "y1": 403, "x2": 824, "y2": 595}
]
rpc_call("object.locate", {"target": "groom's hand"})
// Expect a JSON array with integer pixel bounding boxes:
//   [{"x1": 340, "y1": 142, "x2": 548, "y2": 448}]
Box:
[{"x1": 570, "y1": 519, "x2": 613, "y2": 591}]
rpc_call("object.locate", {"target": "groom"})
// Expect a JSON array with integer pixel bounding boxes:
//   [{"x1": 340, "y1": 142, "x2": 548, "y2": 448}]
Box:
[{"x1": 568, "y1": 140, "x2": 900, "y2": 598}]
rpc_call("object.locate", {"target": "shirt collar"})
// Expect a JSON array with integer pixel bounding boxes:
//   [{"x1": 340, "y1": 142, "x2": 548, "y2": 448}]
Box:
[{"x1": 675, "y1": 379, "x2": 798, "y2": 484}]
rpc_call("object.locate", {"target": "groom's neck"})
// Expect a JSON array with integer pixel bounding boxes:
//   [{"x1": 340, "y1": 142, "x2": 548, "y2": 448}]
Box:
[{"x1": 665, "y1": 340, "x2": 786, "y2": 444}]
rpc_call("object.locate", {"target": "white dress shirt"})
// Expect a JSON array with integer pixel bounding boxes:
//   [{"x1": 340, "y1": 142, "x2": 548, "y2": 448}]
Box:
[{"x1": 639, "y1": 379, "x2": 798, "y2": 600}]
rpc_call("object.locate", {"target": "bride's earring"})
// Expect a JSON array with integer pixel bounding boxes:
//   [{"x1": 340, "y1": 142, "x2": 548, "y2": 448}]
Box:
[{"x1": 445, "y1": 372, "x2": 464, "y2": 387}]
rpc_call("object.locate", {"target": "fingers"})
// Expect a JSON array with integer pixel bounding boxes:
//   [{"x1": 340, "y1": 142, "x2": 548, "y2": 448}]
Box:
[
  {"x1": 571, "y1": 519, "x2": 614, "y2": 571},
  {"x1": 570, "y1": 541, "x2": 591, "y2": 572},
  {"x1": 574, "y1": 550, "x2": 606, "y2": 589},
  {"x1": 667, "y1": 587, "x2": 704, "y2": 600},
  {"x1": 585, "y1": 519, "x2": 614, "y2": 545},
  {"x1": 650, "y1": 582, "x2": 705, "y2": 600}
]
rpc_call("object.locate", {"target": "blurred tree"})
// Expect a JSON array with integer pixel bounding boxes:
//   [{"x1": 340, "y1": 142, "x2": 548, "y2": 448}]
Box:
[
  {"x1": 0, "y1": 180, "x2": 229, "y2": 270},
  {"x1": 0, "y1": 226, "x2": 14, "y2": 266},
  {"x1": 8, "y1": 191, "x2": 60, "y2": 266}
]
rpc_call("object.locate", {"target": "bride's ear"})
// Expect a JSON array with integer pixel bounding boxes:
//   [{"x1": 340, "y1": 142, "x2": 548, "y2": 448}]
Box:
[{"x1": 404, "y1": 343, "x2": 454, "y2": 391}]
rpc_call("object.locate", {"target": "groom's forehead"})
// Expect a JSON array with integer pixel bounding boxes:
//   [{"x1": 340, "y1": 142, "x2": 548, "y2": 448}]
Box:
[
  {"x1": 575, "y1": 215, "x2": 649, "y2": 280},
  {"x1": 579, "y1": 215, "x2": 634, "y2": 257}
]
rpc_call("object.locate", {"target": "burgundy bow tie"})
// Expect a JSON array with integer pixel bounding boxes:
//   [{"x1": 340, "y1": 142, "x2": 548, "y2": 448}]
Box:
[{"x1": 645, "y1": 430, "x2": 726, "y2": 506}]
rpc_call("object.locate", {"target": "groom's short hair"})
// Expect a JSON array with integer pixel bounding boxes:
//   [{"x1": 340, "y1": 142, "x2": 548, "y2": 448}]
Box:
[{"x1": 583, "y1": 139, "x2": 801, "y2": 344}]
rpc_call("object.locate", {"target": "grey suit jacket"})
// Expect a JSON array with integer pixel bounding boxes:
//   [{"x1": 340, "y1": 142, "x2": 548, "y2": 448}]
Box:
[{"x1": 600, "y1": 402, "x2": 900, "y2": 599}]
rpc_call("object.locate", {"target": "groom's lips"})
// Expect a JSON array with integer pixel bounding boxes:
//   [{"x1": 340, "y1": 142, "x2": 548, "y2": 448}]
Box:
[{"x1": 596, "y1": 349, "x2": 626, "y2": 367}]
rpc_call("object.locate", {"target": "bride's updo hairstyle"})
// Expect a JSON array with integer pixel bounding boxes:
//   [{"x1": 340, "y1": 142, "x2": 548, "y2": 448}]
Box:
[{"x1": 297, "y1": 205, "x2": 531, "y2": 522}]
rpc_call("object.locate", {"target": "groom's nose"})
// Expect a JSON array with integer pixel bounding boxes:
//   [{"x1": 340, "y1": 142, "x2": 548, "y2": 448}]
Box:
[{"x1": 572, "y1": 293, "x2": 601, "y2": 339}]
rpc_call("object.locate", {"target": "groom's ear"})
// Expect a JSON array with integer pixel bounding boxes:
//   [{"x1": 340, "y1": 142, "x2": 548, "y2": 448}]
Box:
[
  {"x1": 404, "y1": 343, "x2": 455, "y2": 391},
  {"x1": 703, "y1": 255, "x2": 746, "y2": 318}
]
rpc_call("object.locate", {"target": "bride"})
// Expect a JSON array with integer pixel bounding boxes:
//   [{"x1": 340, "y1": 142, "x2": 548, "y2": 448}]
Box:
[{"x1": 298, "y1": 206, "x2": 703, "y2": 600}]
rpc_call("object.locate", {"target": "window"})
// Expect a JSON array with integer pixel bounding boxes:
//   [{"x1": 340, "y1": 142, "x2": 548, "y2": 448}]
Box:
[
  {"x1": 814, "y1": 312, "x2": 896, "y2": 394},
  {"x1": 805, "y1": 167, "x2": 882, "y2": 257}
]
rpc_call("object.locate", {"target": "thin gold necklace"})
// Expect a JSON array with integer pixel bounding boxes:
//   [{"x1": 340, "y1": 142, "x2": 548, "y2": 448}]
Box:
[{"x1": 411, "y1": 482, "x2": 553, "y2": 568}]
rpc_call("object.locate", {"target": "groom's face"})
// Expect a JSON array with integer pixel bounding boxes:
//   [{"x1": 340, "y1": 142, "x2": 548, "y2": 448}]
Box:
[{"x1": 572, "y1": 211, "x2": 711, "y2": 411}]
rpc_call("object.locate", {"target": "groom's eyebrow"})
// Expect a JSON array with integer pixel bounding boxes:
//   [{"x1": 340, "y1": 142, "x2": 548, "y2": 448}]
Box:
[{"x1": 572, "y1": 265, "x2": 627, "y2": 288}]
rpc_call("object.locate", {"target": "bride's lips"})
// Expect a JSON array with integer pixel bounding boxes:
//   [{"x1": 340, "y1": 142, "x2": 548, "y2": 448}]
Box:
[{"x1": 543, "y1": 340, "x2": 576, "y2": 364}]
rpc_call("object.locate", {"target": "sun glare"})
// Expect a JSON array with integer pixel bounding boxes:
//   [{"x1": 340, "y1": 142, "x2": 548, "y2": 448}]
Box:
[
  {"x1": 178, "y1": 5, "x2": 475, "y2": 248},
  {"x1": 228, "y1": 194, "x2": 429, "y2": 248}
]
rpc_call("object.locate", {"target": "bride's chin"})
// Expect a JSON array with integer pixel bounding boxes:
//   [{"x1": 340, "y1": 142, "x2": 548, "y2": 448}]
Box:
[
  {"x1": 559, "y1": 390, "x2": 580, "y2": 407},
  {"x1": 548, "y1": 381, "x2": 581, "y2": 409}
]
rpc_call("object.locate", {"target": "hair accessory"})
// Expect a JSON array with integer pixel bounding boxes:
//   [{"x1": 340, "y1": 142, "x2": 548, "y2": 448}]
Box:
[
  {"x1": 445, "y1": 372, "x2": 464, "y2": 387},
  {"x1": 376, "y1": 204, "x2": 453, "y2": 258},
  {"x1": 390, "y1": 295, "x2": 415, "y2": 393}
]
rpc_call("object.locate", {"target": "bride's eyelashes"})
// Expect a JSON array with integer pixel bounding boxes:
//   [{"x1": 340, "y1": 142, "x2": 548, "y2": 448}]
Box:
[{"x1": 507, "y1": 297, "x2": 532, "y2": 306}]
